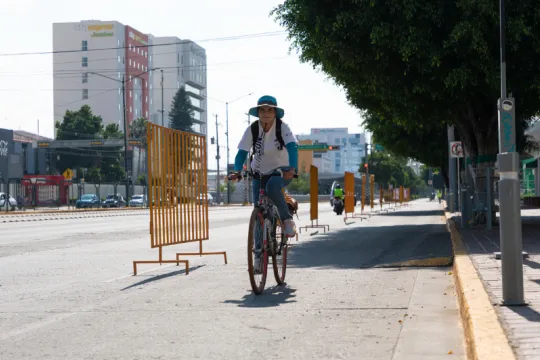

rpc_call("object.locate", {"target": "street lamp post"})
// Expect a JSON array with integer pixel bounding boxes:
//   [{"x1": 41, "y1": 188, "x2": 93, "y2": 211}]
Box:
[
  {"x1": 89, "y1": 68, "x2": 158, "y2": 202},
  {"x1": 224, "y1": 92, "x2": 253, "y2": 204},
  {"x1": 497, "y1": 0, "x2": 525, "y2": 305}
]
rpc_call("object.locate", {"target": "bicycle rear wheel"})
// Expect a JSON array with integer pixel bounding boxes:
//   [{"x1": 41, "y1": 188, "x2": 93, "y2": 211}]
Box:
[
  {"x1": 272, "y1": 220, "x2": 288, "y2": 285},
  {"x1": 248, "y1": 207, "x2": 268, "y2": 294}
]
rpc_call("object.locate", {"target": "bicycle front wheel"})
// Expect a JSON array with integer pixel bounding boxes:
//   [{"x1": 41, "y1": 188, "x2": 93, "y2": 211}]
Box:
[
  {"x1": 248, "y1": 207, "x2": 268, "y2": 294},
  {"x1": 272, "y1": 220, "x2": 288, "y2": 285}
]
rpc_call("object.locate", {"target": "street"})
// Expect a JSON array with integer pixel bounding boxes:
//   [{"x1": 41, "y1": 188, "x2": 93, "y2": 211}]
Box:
[{"x1": 0, "y1": 200, "x2": 465, "y2": 360}]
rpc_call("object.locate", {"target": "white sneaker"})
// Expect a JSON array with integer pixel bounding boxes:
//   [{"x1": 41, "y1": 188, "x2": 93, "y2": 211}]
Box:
[
  {"x1": 283, "y1": 219, "x2": 296, "y2": 238},
  {"x1": 253, "y1": 257, "x2": 262, "y2": 274}
]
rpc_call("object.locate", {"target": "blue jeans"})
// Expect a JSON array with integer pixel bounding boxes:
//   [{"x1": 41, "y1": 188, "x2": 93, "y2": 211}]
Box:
[{"x1": 252, "y1": 172, "x2": 293, "y2": 222}]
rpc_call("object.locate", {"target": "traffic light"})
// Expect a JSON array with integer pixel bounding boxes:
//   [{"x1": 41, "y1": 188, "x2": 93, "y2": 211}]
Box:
[
  {"x1": 364, "y1": 163, "x2": 368, "y2": 169},
  {"x1": 327, "y1": 145, "x2": 340, "y2": 150},
  {"x1": 210, "y1": 137, "x2": 215, "y2": 145}
]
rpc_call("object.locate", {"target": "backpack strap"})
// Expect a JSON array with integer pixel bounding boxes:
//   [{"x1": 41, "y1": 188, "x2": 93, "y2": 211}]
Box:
[
  {"x1": 250, "y1": 121, "x2": 259, "y2": 151},
  {"x1": 275, "y1": 118, "x2": 285, "y2": 150}
]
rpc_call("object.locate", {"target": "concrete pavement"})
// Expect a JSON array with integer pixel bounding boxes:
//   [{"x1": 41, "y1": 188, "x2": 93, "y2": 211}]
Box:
[{"x1": 0, "y1": 200, "x2": 465, "y2": 359}]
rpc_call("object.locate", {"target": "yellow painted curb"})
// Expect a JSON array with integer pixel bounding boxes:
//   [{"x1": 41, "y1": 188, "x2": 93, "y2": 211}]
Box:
[{"x1": 445, "y1": 212, "x2": 516, "y2": 360}]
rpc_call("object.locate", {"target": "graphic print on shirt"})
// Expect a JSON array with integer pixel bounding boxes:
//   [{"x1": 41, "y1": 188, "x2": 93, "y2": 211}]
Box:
[{"x1": 252, "y1": 131, "x2": 265, "y2": 174}]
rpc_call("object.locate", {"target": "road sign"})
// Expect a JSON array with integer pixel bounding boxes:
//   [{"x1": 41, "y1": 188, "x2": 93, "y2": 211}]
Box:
[
  {"x1": 449, "y1": 141, "x2": 464, "y2": 158},
  {"x1": 63, "y1": 168, "x2": 74, "y2": 180},
  {"x1": 298, "y1": 144, "x2": 340, "y2": 151}
]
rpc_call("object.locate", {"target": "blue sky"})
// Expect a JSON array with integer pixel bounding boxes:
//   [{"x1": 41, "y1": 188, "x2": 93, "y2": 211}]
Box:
[{"x1": 0, "y1": 0, "x2": 365, "y2": 168}]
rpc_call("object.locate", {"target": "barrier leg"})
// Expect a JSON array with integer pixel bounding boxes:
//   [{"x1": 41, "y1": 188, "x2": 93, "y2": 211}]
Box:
[
  {"x1": 176, "y1": 240, "x2": 228, "y2": 265},
  {"x1": 133, "y1": 246, "x2": 190, "y2": 276},
  {"x1": 299, "y1": 219, "x2": 330, "y2": 233}
]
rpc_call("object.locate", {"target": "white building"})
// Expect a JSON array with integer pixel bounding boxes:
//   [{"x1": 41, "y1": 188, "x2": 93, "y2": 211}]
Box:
[
  {"x1": 149, "y1": 36, "x2": 208, "y2": 135},
  {"x1": 53, "y1": 20, "x2": 154, "y2": 134},
  {"x1": 297, "y1": 128, "x2": 366, "y2": 173}
]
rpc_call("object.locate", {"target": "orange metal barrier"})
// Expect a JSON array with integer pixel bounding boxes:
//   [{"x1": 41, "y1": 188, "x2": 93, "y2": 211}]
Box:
[
  {"x1": 299, "y1": 165, "x2": 329, "y2": 233},
  {"x1": 399, "y1": 186, "x2": 404, "y2": 205},
  {"x1": 370, "y1": 174, "x2": 375, "y2": 210},
  {"x1": 361, "y1": 175, "x2": 366, "y2": 213},
  {"x1": 133, "y1": 123, "x2": 227, "y2": 275},
  {"x1": 344, "y1": 172, "x2": 364, "y2": 220}
]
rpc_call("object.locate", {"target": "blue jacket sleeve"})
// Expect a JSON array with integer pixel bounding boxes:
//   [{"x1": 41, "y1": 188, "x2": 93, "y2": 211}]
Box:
[
  {"x1": 286, "y1": 142, "x2": 298, "y2": 171},
  {"x1": 233, "y1": 150, "x2": 248, "y2": 172}
]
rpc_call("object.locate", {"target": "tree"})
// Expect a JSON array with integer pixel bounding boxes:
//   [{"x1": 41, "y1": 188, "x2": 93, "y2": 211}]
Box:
[
  {"x1": 55, "y1": 105, "x2": 104, "y2": 175},
  {"x1": 169, "y1": 87, "x2": 194, "y2": 132},
  {"x1": 273, "y1": 1, "x2": 540, "y2": 189},
  {"x1": 130, "y1": 117, "x2": 148, "y2": 180}
]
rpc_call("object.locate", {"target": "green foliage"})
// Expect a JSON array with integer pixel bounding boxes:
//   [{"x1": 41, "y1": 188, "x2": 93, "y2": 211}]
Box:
[
  {"x1": 272, "y1": 1, "x2": 540, "y2": 165},
  {"x1": 55, "y1": 105, "x2": 126, "y2": 183},
  {"x1": 287, "y1": 173, "x2": 310, "y2": 194},
  {"x1": 169, "y1": 87, "x2": 194, "y2": 132}
]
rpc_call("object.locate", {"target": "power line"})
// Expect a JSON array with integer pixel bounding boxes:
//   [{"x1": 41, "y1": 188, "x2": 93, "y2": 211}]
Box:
[
  {"x1": 0, "y1": 31, "x2": 286, "y2": 57},
  {"x1": 0, "y1": 56, "x2": 288, "y2": 77}
]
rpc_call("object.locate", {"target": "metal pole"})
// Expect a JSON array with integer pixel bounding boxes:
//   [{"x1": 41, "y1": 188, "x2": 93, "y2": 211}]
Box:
[
  {"x1": 215, "y1": 114, "x2": 221, "y2": 204},
  {"x1": 457, "y1": 158, "x2": 461, "y2": 211},
  {"x1": 226, "y1": 102, "x2": 230, "y2": 204},
  {"x1": 122, "y1": 76, "x2": 130, "y2": 202},
  {"x1": 487, "y1": 169, "x2": 492, "y2": 230},
  {"x1": 160, "y1": 69, "x2": 164, "y2": 127},
  {"x1": 497, "y1": 0, "x2": 525, "y2": 305},
  {"x1": 448, "y1": 125, "x2": 457, "y2": 212}
]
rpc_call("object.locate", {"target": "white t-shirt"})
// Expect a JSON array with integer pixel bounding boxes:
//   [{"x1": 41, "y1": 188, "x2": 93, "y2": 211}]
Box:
[{"x1": 238, "y1": 120, "x2": 298, "y2": 175}]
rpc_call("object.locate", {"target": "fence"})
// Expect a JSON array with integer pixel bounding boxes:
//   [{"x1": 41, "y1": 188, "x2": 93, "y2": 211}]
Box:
[
  {"x1": 0, "y1": 179, "x2": 61, "y2": 210},
  {"x1": 133, "y1": 123, "x2": 227, "y2": 275},
  {"x1": 466, "y1": 166, "x2": 499, "y2": 229},
  {"x1": 299, "y1": 165, "x2": 329, "y2": 233},
  {"x1": 344, "y1": 172, "x2": 366, "y2": 220}
]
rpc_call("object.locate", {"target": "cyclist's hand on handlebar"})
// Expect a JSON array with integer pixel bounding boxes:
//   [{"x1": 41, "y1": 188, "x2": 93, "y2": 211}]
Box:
[
  {"x1": 227, "y1": 172, "x2": 242, "y2": 181},
  {"x1": 282, "y1": 169, "x2": 296, "y2": 181}
]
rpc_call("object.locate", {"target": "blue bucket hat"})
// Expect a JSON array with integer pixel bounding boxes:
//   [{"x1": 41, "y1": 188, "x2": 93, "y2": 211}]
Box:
[{"x1": 248, "y1": 95, "x2": 285, "y2": 119}]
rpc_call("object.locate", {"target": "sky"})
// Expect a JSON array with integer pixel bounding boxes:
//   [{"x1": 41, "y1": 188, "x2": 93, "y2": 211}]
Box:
[{"x1": 0, "y1": 0, "x2": 366, "y2": 169}]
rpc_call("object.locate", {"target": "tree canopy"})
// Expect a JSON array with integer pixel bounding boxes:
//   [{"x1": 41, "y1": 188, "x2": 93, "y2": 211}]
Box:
[
  {"x1": 272, "y1": 1, "x2": 540, "y2": 164},
  {"x1": 55, "y1": 105, "x2": 125, "y2": 183},
  {"x1": 169, "y1": 86, "x2": 195, "y2": 132}
]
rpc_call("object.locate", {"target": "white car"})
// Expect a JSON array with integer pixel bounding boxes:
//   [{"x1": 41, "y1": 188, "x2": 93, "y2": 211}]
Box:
[{"x1": 0, "y1": 192, "x2": 17, "y2": 211}]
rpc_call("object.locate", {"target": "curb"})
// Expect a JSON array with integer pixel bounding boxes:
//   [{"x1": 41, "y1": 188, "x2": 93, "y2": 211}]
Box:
[{"x1": 444, "y1": 211, "x2": 516, "y2": 360}]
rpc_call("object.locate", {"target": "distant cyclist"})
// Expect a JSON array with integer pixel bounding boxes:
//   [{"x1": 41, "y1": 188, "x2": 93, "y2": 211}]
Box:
[{"x1": 228, "y1": 95, "x2": 299, "y2": 240}]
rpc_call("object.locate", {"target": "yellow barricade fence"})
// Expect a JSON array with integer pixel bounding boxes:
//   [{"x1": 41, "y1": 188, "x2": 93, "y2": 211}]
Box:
[
  {"x1": 361, "y1": 174, "x2": 366, "y2": 213},
  {"x1": 370, "y1": 174, "x2": 375, "y2": 212},
  {"x1": 299, "y1": 165, "x2": 329, "y2": 233},
  {"x1": 133, "y1": 123, "x2": 227, "y2": 275},
  {"x1": 399, "y1": 185, "x2": 404, "y2": 205},
  {"x1": 344, "y1": 172, "x2": 365, "y2": 220}
]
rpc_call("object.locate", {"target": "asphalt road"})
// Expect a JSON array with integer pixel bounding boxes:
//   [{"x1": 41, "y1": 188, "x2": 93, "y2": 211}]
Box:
[{"x1": 0, "y1": 200, "x2": 465, "y2": 360}]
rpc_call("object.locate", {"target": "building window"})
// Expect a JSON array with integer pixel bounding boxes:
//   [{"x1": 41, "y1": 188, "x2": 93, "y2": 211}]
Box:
[
  {"x1": 118, "y1": 103, "x2": 121, "y2": 111},
  {"x1": 129, "y1": 59, "x2": 132, "y2": 66},
  {"x1": 118, "y1": 55, "x2": 121, "y2": 63},
  {"x1": 146, "y1": 111, "x2": 148, "y2": 118},
  {"x1": 117, "y1": 39, "x2": 120, "y2": 47},
  {"x1": 81, "y1": 40, "x2": 88, "y2": 51},
  {"x1": 129, "y1": 90, "x2": 132, "y2": 98},
  {"x1": 82, "y1": 72, "x2": 88, "y2": 83},
  {"x1": 135, "y1": 93, "x2": 138, "y2": 101},
  {"x1": 130, "y1": 106, "x2": 132, "y2": 113},
  {"x1": 82, "y1": 57, "x2": 88, "y2": 67},
  {"x1": 146, "y1": 95, "x2": 148, "y2": 103},
  {"x1": 135, "y1": 108, "x2": 138, "y2": 116},
  {"x1": 82, "y1": 89, "x2": 88, "y2": 100}
]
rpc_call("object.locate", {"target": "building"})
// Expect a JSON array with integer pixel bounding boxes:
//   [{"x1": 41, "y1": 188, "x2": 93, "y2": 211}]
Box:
[
  {"x1": 149, "y1": 36, "x2": 208, "y2": 135},
  {"x1": 53, "y1": 20, "x2": 154, "y2": 135},
  {"x1": 297, "y1": 128, "x2": 366, "y2": 173}
]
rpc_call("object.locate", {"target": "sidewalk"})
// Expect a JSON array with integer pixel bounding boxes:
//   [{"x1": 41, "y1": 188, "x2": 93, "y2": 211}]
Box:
[{"x1": 448, "y1": 208, "x2": 540, "y2": 360}]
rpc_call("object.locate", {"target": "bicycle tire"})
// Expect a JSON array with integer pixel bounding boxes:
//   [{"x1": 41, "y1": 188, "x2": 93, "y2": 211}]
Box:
[
  {"x1": 272, "y1": 220, "x2": 288, "y2": 285},
  {"x1": 248, "y1": 207, "x2": 268, "y2": 295}
]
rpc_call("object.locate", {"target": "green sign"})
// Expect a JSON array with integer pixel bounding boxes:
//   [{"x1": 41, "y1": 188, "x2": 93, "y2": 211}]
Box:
[
  {"x1": 91, "y1": 32, "x2": 114, "y2": 38},
  {"x1": 298, "y1": 144, "x2": 341, "y2": 151}
]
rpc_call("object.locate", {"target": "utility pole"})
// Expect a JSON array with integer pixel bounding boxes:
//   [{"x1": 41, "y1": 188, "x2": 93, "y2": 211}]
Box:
[
  {"x1": 215, "y1": 114, "x2": 221, "y2": 205},
  {"x1": 160, "y1": 69, "x2": 165, "y2": 126},
  {"x1": 226, "y1": 102, "x2": 230, "y2": 203},
  {"x1": 121, "y1": 76, "x2": 130, "y2": 202},
  {"x1": 497, "y1": 0, "x2": 524, "y2": 305}
]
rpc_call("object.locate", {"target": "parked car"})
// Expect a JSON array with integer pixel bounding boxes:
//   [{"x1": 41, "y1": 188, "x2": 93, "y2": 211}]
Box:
[
  {"x1": 75, "y1": 194, "x2": 100, "y2": 209},
  {"x1": 197, "y1": 193, "x2": 215, "y2": 205},
  {"x1": 102, "y1": 194, "x2": 126, "y2": 208},
  {"x1": 129, "y1": 194, "x2": 146, "y2": 207},
  {"x1": 0, "y1": 192, "x2": 17, "y2": 211}
]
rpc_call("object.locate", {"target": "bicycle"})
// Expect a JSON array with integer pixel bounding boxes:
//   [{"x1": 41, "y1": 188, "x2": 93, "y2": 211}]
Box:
[{"x1": 230, "y1": 168, "x2": 298, "y2": 295}]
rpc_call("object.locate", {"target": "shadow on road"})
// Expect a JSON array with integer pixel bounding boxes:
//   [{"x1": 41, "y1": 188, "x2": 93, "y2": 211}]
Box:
[
  {"x1": 223, "y1": 285, "x2": 297, "y2": 308},
  {"x1": 288, "y1": 222, "x2": 453, "y2": 270},
  {"x1": 120, "y1": 265, "x2": 205, "y2": 291}
]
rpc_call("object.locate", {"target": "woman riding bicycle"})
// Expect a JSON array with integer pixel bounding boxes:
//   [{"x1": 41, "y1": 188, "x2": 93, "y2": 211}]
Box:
[{"x1": 228, "y1": 95, "x2": 299, "y2": 241}]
